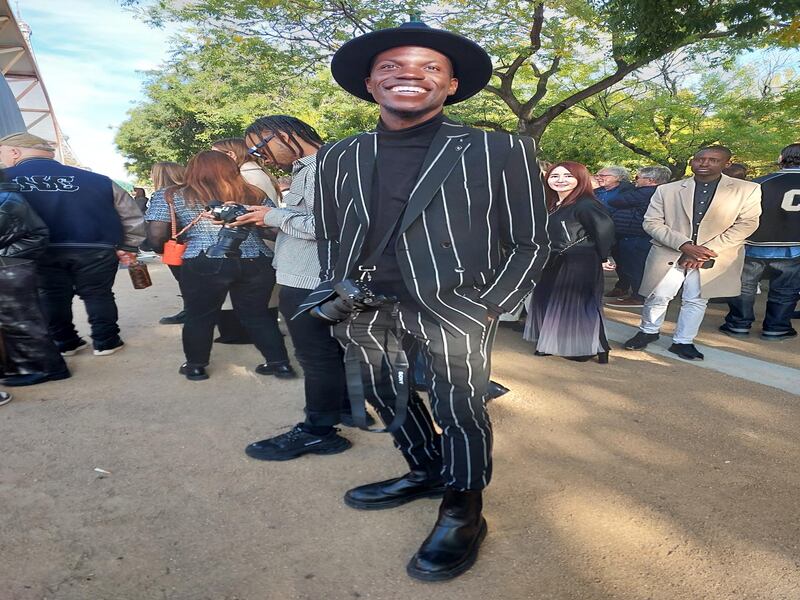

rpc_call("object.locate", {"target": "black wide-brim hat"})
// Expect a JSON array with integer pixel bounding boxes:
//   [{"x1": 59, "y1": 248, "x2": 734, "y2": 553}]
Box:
[{"x1": 330, "y1": 21, "x2": 493, "y2": 105}]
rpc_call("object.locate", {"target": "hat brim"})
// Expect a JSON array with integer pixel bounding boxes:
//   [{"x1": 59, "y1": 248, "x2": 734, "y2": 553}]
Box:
[{"x1": 330, "y1": 26, "x2": 493, "y2": 105}]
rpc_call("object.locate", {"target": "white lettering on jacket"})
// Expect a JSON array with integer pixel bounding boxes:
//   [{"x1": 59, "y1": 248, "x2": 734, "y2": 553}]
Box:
[{"x1": 12, "y1": 175, "x2": 80, "y2": 193}]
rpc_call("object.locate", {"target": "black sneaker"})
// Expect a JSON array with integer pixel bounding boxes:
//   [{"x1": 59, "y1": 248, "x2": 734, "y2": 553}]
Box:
[
  {"x1": 244, "y1": 424, "x2": 351, "y2": 461},
  {"x1": 719, "y1": 323, "x2": 749, "y2": 337},
  {"x1": 93, "y1": 340, "x2": 125, "y2": 356},
  {"x1": 60, "y1": 339, "x2": 88, "y2": 357},
  {"x1": 761, "y1": 329, "x2": 798, "y2": 341},
  {"x1": 668, "y1": 343, "x2": 704, "y2": 360},
  {"x1": 624, "y1": 331, "x2": 659, "y2": 350}
]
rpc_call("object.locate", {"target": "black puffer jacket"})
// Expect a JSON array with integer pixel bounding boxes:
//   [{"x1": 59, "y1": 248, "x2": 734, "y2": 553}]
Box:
[
  {"x1": 0, "y1": 183, "x2": 50, "y2": 259},
  {"x1": 608, "y1": 185, "x2": 658, "y2": 237},
  {"x1": 548, "y1": 196, "x2": 615, "y2": 259}
]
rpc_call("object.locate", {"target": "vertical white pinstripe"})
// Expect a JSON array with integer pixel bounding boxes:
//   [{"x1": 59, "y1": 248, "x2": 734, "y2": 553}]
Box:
[
  {"x1": 436, "y1": 322, "x2": 471, "y2": 487},
  {"x1": 483, "y1": 131, "x2": 493, "y2": 265}
]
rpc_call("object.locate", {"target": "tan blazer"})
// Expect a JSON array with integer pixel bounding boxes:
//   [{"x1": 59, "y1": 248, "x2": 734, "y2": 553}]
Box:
[{"x1": 640, "y1": 174, "x2": 761, "y2": 298}]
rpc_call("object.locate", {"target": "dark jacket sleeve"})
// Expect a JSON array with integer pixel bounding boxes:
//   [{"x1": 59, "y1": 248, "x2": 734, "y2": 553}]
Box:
[
  {"x1": 575, "y1": 198, "x2": 616, "y2": 258},
  {"x1": 0, "y1": 192, "x2": 50, "y2": 259},
  {"x1": 478, "y1": 135, "x2": 551, "y2": 313}
]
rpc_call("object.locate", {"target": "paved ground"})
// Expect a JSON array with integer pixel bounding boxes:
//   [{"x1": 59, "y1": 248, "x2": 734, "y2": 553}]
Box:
[{"x1": 2, "y1": 261, "x2": 799, "y2": 600}]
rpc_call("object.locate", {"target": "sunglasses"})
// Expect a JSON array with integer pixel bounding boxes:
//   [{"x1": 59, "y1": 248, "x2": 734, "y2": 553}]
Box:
[{"x1": 247, "y1": 133, "x2": 277, "y2": 156}]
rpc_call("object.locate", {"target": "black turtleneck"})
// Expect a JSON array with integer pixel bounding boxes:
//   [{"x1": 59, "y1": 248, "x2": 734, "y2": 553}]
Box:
[{"x1": 360, "y1": 112, "x2": 445, "y2": 301}]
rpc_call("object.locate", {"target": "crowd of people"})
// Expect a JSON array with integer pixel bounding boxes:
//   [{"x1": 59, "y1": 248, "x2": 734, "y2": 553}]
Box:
[{"x1": 1, "y1": 18, "x2": 799, "y2": 582}]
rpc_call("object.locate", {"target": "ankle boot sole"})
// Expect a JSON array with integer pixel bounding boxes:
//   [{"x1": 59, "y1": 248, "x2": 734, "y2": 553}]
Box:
[
  {"x1": 406, "y1": 517, "x2": 488, "y2": 582},
  {"x1": 246, "y1": 437, "x2": 352, "y2": 461},
  {"x1": 344, "y1": 487, "x2": 446, "y2": 511}
]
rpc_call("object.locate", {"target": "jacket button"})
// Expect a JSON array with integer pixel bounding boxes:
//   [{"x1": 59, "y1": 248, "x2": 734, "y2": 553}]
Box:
[
  {"x1": 441, "y1": 241, "x2": 452, "y2": 249},
  {"x1": 455, "y1": 267, "x2": 465, "y2": 273},
  {"x1": 668, "y1": 262, "x2": 674, "y2": 265}
]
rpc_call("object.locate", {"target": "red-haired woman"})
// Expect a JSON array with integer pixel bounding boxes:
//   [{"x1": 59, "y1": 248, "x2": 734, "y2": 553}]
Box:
[
  {"x1": 145, "y1": 151, "x2": 293, "y2": 380},
  {"x1": 524, "y1": 162, "x2": 616, "y2": 362}
]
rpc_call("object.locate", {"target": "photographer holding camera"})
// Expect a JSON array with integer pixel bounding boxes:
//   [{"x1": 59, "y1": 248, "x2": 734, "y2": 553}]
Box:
[
  {"x1": 145, "y1": 151, "x2": 292, "y2": 381},
  {"x1": 299, "y1": 21, "x2": 549, "y2": 581}
]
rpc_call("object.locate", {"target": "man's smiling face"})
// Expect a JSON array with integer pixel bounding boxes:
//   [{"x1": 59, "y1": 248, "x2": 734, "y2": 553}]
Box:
[{"x1": 365, "y1": 45, "x2": 458, "y2": 120}]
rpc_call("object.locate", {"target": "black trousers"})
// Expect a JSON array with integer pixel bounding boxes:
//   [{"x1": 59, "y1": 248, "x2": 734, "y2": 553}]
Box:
[
  {"x1": 180, "y1": 254, "x2": 288, "y2": 367},
  {"x1": 36, "y1": 248, "x2": 122, "y2": 352},
  {"x1": 610, "y1": 243, "x2": 632, "y2": 292},
  {"x1": 333, "y1": 305, "x2": 498, "y2": 491},
  {"x1": 0, "y1": 259, "x2": 67, "y2": 376},
  {"x1": 615, "y1": 235, "x2": 652, "y2": 298},
  {"x1": 279, "y1": 286, "x2": 349, "y2": 427}
]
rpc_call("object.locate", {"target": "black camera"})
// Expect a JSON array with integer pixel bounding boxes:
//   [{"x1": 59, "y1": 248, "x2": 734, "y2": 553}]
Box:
[
  {"x1": 205, "y1": 202, "x2": 251, "y2": 258},
  {"x1": 310, "y1": 279, "x2": 397, "y2": 323}
]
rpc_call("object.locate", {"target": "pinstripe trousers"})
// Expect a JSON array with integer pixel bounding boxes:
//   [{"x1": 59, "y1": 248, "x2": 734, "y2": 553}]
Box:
[{"x1": 333, "y1": 305, "x2": 498, "y2": 491}]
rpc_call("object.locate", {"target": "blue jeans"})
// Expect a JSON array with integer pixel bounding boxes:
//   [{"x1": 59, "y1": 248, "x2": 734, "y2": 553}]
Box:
[
  {"x1": 615, "y1": 236, "x2": 652, "y2": 298},
  {"x1": 725, "y1": 256, "x2": 800, "y2": 333}
]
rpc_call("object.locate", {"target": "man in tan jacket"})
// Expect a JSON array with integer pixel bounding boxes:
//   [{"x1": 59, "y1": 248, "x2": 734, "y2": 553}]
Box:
[{"x1": 624, "y1": 146, "x2": 761, "y2": 360}]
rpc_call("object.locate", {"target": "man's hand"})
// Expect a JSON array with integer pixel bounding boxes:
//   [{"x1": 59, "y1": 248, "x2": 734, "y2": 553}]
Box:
[
  {"x1": 232, "y1": 205, "x2": 271, "y2": 227},
  {"x1": 116, "y1": 250, "x2": 137, "y2": 266},
  {"x1": 678, "y1": 257, "x2": 706, "y2": 270},
  {"x1": 679, "y1": 242, "x2": 717, "y2": 261}
]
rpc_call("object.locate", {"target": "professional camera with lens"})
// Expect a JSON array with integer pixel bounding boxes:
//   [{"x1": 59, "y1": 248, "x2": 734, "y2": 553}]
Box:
[
  {"x1": 205, "y1": 202, "x2": 251, "y2": 258},
  {"x1": 310, "y1": 279, "x2": 397, "y2": 323}
]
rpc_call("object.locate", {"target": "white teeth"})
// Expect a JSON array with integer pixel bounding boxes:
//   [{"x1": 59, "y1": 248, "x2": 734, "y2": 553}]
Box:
[{"x1": 391, "y1": 86, "x2": 426, "y2": 93}]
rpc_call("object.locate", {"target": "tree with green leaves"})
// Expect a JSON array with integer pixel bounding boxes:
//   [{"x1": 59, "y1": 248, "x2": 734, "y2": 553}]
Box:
[{"x1": 128, "y1": 0, "x2": 798, "y2": 140}]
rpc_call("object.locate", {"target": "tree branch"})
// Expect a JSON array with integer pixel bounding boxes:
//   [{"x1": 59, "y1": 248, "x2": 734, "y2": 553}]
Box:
[{"x1": 581, "y1": 104, "x2": 666, "y2": 164}]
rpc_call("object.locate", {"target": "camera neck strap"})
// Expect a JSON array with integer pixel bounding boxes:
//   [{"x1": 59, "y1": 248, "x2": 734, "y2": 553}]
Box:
[
  {"x1": 343, "y1": 309, "x2": 410, "y2": 433},
  {"x1": 357, "y1": 210, "x2": 406, "y2": 281}
]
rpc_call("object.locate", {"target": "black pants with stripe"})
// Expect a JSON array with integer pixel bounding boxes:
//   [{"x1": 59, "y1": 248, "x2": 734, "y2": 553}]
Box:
[{"x1": 333, "y1": 305, "x2": 498, "y2": 491}]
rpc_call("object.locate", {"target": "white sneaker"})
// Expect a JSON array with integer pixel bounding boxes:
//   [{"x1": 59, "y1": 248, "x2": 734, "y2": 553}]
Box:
[
  {"x1": 93, "y1": 341, "x2": 125, "y2": 356},
  {"x1": 61, "y1": 339, "x2": 89, "y2": 357},
  {"x1": 0, "y1": 391, "x2": 12, "y2": 406}
]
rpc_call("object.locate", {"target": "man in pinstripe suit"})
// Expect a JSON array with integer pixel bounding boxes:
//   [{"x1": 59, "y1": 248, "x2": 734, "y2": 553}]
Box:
[{"x1": 300, "y1": 21, "x2": 550, "y2": 580}]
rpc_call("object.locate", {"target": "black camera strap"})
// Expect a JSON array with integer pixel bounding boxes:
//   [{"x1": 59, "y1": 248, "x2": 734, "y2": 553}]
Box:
[
  {"x1": 356, "y1": 211, "x2": 406, "y2": 281},
  {"x1": 343, "y1": 312, "x2": 410, "y2": 434}
]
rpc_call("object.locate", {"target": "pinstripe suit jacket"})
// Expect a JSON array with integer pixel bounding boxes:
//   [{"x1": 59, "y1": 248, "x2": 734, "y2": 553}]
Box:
[{"x1": 300, "y1": 118, "x2": 550, "y2": 336}]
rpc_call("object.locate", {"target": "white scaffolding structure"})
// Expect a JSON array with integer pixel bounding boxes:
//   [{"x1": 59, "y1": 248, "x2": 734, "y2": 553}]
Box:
[{"x1": 0, "y1": 0, "x2": 79, "y2": 165}]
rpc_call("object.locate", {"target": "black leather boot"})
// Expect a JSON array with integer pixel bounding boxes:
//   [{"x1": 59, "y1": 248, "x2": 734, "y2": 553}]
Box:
[
  {"x1": 406, "y1": 488, "x2": 487, "y2": 581},
  {"x1": 344, "y1": 468, "x2": 445, "y2": 510},
  {"x1": 255, "y1": 362, "x2": 297, "y2": 379}
]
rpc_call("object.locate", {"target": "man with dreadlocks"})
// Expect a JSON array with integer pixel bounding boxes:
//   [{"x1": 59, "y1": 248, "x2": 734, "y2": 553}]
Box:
[{"x1": 234, "y1": 115, "x2": 354, "y2": 460}]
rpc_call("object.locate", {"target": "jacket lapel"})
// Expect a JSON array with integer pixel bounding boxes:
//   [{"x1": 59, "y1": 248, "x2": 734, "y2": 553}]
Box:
[
  {"x1": 679, "y1": 177, "x2": 695, "y2": 221},
  {"x1": 399, "y1": 121, "x2": 472, "y2": 233},
  {"x1": 348, "y1": 132, "x2": 377, "y2": 228}
]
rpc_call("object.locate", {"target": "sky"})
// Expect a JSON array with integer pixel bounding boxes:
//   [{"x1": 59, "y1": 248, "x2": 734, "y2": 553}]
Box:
[{"x1": 16, "y1": 0, "x2": 174, "y2": 182}]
